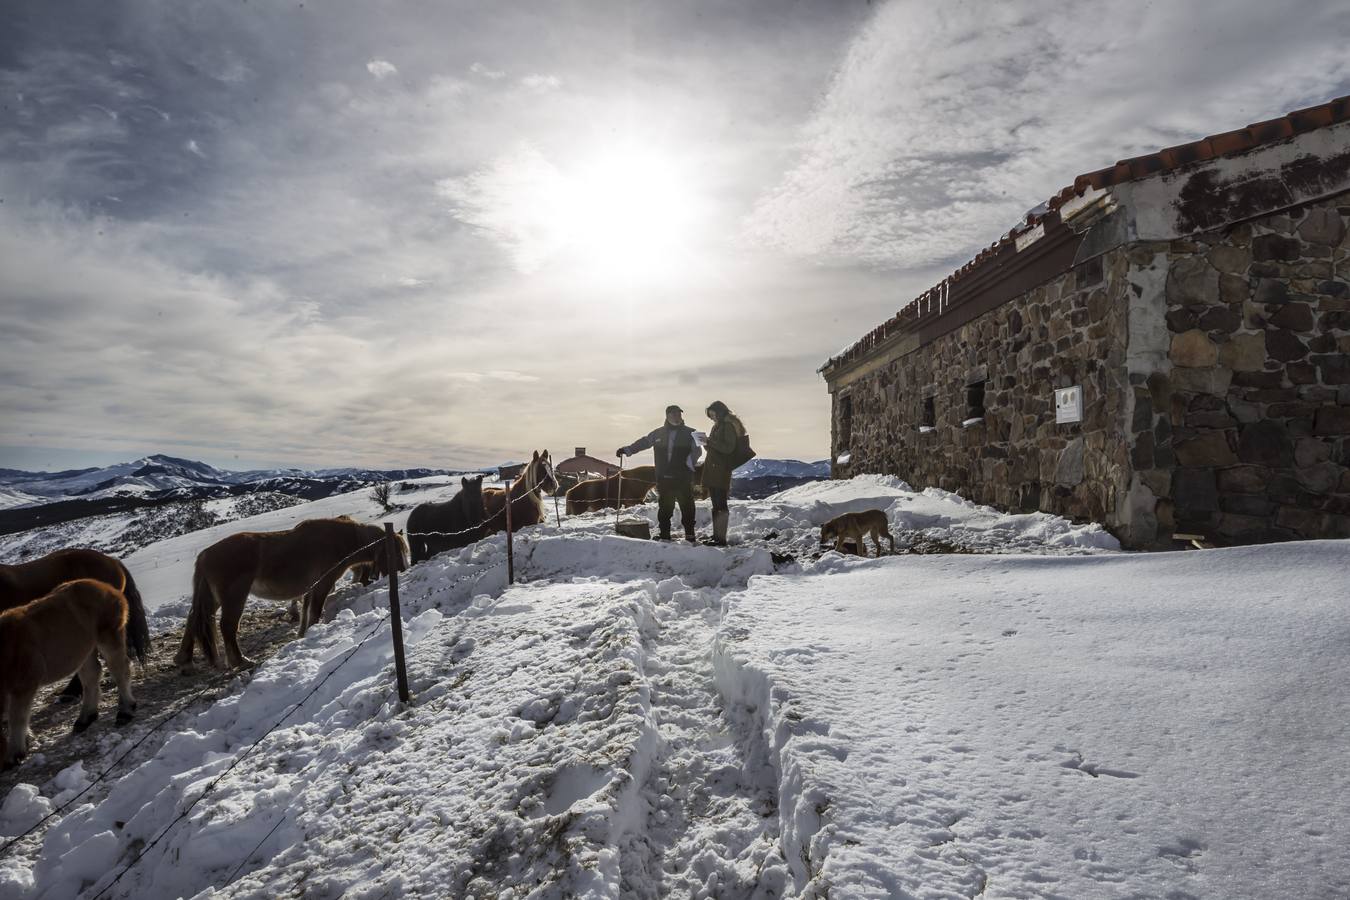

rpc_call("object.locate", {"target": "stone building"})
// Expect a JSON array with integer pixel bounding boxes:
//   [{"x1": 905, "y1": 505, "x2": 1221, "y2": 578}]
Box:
[{"x1": 821, "y1": 96, "x2": 1350, "y2": 548}]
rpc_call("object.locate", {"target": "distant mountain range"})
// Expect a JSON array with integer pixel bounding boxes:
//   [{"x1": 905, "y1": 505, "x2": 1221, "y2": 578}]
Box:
[
  {"x1": 0, "y1": 454, "x2": 467, "y2": 510},
  {"x1": 0, "y1": 453, "x2": 831, "y2": 533},
  {"x1": 733, "y1": 458, "x2": 830, "y2": 479}
]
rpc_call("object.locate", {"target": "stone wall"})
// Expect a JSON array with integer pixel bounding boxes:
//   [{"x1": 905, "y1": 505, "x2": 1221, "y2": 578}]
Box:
[
  {"x1": 1128, "y1": 191, "x2": 1350, "y2": 544},
  {"x1": 831, "y1": 246, "x2": 1134, "y2": 530}
]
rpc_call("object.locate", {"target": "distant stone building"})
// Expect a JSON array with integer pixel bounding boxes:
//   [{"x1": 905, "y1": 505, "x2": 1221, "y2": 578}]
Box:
[
  {"x1": 556, "y1": 448, "x2": 619, "y2": 481},
  {"x1": 497, "y1": 462, "x2": 526, "y2": 483},
  {"x1": 821, "y1": 96, "x2": 1350, "y2": 548}
]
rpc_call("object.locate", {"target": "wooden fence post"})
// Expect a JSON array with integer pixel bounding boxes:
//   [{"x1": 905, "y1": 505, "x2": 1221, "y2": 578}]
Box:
[
  {"x1": 504, "y1": 487, "x2": 515, "y2": 585},
  {"x1": 384, "y1": 522, "x2": 411, "y2": 703}
]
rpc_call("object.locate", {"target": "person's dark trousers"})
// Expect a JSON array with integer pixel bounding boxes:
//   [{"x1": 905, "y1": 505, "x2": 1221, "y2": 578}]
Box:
[
  {"x1": 657, "y1": 478, "x2": 696, "y2": 539},
  {"x1": 709, "y1": 487, "x2": 729, "y2": 515}
]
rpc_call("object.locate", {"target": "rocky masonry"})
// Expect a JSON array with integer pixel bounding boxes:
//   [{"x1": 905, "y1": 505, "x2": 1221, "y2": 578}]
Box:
[
  {"x1": 830, "y1": 249, "x2": 1134, "y2": 532},
  {"x1": 1139, "y1": 196, "x2": 1350, "y2": 545}
]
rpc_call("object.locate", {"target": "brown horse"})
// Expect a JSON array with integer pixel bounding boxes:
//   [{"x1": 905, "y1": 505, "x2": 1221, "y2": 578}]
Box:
[
  {"x1": 1, "y1": 548, "x2": 151, "y2": 700},
  {"x1": 0, "y1": 579, "x2": 137, "y2": 766},
  {"x1": 407, "y1": 475, "x2": 488, "y2": 563},
  {"x1": 177, "y1": 517, "x2": 408, "y2": 671},
  {"x1": 565, "y1": 465, "x2": 658, "y2": 514},
  {"x1": 482, "y1": 450, "x2": 560, "y2": 534},
  {"x1": 562, "y1": 463, "x2": 708, "y2": 514}
]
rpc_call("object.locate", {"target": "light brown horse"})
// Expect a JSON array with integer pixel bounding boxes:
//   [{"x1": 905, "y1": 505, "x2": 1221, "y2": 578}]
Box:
[
  {"x1": 0, "y1": 579, "x2": 137, "y2": 766},
  {"x1": 1, "y1": 548, "x2": 151, "y2": 701},
  {"x1": 0, "y1": 548, "x2": 151, "y2": 661},
  {"x1": 482, "y1": 450, "x2": 560, "y2": 534},
  {"x1": 177, "y1": 517, "x2": 408, "y2": 671}
]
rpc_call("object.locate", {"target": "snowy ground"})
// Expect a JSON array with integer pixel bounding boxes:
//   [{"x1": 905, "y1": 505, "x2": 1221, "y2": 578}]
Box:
[{"x1": 1, "y1": 475, "x2": 1346, "y2": 898}]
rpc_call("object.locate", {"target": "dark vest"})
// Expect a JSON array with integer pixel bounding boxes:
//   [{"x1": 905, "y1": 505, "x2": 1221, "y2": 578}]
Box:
[{"x1": 653, "y1": 425, "x2": 695, "y2": 482}]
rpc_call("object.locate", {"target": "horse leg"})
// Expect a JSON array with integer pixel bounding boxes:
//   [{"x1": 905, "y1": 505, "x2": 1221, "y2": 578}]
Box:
[
  {"x1": 73, "y1": 653, "x2": 102, "y2": 731},
  {"x1": 299, "y1": 572, "x2": 340, "y2": 637},
  {"x1": 220, "y1": 575, "x2": 254, "y2": 669},
  {"x1": 97, "y1": 636, "x2": 137, "y2": 725},
  {"x1": 3, "y1": 689, "x2": 38, "y2": 767},
  {"x1": 175, "y1": 605, "x2": 197, "y2": 671},
  {"x1": 56, "y1": 674, "x2": 83, "y2": 703}
]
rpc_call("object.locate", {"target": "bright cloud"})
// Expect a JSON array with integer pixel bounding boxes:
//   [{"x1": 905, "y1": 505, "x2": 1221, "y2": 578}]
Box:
[
  {"x1": 519, "y1": 73, "x2": 561, "y2": 92},
  {"x1": 366, "y1": 58, "x2": 398, "y2": 79},
  {"x1": 469, "y1": 61, "x2": 505, "y2": 80}
]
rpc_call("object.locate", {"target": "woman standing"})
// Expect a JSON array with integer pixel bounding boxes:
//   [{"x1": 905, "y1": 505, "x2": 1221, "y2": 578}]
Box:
[{"x1": 701, "y1": 400, "x2": 747, "y2": 546}]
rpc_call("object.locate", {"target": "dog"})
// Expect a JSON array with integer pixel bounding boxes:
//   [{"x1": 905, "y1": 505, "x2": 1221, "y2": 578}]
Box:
[{"x1": 820, "y1": 509, "x2": 895, "y2": 558}]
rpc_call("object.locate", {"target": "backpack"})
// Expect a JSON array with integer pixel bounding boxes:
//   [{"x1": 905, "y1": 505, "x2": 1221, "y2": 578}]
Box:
[{"x1": 730, "y1": 431, "x2": 756, "y2": 469}]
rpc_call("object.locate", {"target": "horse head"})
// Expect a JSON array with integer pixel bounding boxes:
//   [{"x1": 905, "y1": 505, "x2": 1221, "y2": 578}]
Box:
[
  {"x1": 367, "y1": 527, "x2": 409, "y2": 578},
  {"x1": 460, "y1": 475, "x2": 487, "y2": 525},
  {"x1": 529, "y1": 449, "x2": 559, "y2": 497}
]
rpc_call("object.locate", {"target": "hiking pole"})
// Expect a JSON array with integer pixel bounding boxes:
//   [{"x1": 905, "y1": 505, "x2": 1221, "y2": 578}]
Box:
[
  {"x1": 553, "y1": 491, "x2": 562, "y2": 528},
  {"x1": 615, "y1": 455, "x2": 624, "y2": 525}
]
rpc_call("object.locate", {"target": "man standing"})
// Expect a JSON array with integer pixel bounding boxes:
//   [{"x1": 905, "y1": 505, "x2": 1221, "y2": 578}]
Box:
[{"x1": 617, "y1": 405, "x2": 702, "y2": 541}]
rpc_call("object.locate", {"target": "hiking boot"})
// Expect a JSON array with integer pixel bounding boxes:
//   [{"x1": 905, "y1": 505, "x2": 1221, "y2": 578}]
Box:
[
  {"x1": 685, "y1": 531, "x2": 697, "y2": 543},
  {"x1": 655, "y1": 529, "x2": 673, "y2": 542},
  {"x1": 711, "y1": 511, "x2": 729, "y2": 547}
]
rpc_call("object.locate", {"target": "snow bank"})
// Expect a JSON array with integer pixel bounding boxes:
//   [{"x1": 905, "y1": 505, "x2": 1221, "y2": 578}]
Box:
[
  {"x1": 715, "y1": 541, "x2": 1350, "y2": 898},
  {"x1": 30, "y1": 579, "x2": 668, "y2": 899},
  {"x1": 745, "y1": 474, "x2": 1118, "y2": 556}
]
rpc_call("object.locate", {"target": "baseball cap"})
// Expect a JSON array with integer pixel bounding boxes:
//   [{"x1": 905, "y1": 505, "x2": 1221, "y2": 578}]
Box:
[{"x1": 665, "y1": 404, "x2": 683, "y2": 415}]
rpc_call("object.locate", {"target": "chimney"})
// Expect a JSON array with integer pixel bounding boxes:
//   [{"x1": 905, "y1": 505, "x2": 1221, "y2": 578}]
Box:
[{"x1": 575, "y1": 447, "x2": 586, "y2": 458}]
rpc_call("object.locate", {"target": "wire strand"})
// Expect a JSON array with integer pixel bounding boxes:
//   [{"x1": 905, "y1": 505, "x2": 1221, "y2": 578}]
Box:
[{"x1": 91, "y1": 612, "x2": 393, "y2": 899}]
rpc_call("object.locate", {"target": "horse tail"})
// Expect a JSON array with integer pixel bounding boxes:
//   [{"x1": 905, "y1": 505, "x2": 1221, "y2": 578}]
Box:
[
  {"x1": 191, "y1": 561, "x2": 220, "y2": 668},
  {"x1": 119, "y1": 563, "x2": 151, "y2": 665},
  {"x1": 406, "y1": 506, "x2": 425, "y2": 563}
]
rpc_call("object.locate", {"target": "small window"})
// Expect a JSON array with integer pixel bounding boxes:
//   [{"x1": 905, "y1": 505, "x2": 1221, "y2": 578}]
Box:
[
  {"x1": 922, "y1": 396, "x2": 936, "y2": 429},
  {"x1": 838, "y1": 395, "x2": 853, "y2": 449},
  {"x1": 966, "y1": 381, "x2": 985, "y2": 421}
]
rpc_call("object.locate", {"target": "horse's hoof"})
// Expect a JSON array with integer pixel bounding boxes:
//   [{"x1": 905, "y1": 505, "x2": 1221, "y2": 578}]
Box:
[
  {"x1": 235, "y1": 656, "x2": 257, "y2": 669},
  {"x1": 115, "y1": 710, "x2": 135, "y2": 726},
  {"x1": 73, "y1": 712, "x2": 98, "y2": 732}
]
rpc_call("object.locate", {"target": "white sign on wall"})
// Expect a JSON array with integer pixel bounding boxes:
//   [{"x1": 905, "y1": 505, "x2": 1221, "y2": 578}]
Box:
[{"x1": 1055, "y1": 385, "x2": 1083, "y2": 424}]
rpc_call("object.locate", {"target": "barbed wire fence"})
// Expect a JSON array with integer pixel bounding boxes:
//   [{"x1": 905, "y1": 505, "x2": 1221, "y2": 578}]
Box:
[{"x1": 2, "y1": 466, "x2": 564, "y2": 889}]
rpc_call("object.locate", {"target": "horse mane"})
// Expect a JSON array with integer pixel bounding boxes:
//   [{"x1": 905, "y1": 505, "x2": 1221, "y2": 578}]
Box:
[{"x1": 510, "y1": 451, "x2": 555, "y2": 519}]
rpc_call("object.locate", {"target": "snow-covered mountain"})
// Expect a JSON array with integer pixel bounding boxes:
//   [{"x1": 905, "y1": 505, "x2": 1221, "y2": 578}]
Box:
[
  {"x1": 732, "y1": 458, "x2": 830, "y2": 479},
  {"x1": 0, "y1": 454, "x2": 459, "y2": 507},
  {"x1": 0, "y1": 454, "x2": 827, "y2": 508}
]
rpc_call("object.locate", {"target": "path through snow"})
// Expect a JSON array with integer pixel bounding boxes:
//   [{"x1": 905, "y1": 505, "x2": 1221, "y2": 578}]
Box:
[{"x1": 620, "y1": 576, "x2": 787, "y2": 899}]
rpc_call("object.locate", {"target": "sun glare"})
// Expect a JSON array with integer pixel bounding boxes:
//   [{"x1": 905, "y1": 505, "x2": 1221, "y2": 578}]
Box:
[{"x1": 540, "y1": 144, "x2": 701, "y2": 286}]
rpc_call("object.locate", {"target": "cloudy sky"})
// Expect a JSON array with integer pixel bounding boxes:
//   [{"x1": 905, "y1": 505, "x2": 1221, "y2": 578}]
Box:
[{"x1": 3, "y1": 0, "x2": 1348, "y2": 472}]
